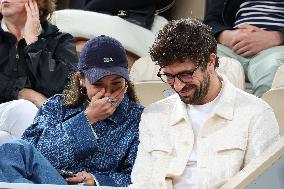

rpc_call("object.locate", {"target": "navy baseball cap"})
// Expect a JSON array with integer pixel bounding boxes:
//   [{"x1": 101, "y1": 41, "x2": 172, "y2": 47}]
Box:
[{"x1": 78, "y1": 35, "x2": 129, "y2": 84}]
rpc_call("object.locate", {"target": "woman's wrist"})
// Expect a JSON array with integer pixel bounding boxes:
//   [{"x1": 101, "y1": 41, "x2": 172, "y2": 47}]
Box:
[{"x1": 84, "y1": 109, "x2": 98, "y2": 125}]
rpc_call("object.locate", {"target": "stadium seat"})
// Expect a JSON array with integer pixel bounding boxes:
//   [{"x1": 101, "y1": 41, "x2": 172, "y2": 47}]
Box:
[
  {"x1": 49, "y1": 9, "x2": 160, "y2": 58},
  {"x1": 272, "y1": 64, "x2": 284, "y2": 89},
  {"x1": 216, "y1": 57, "x2": 245, "y2": 90},
  {"x1": 221, "y1": 136, "x2": 284, "y2": 189},
  {"x1": 134, "y1": 81, "x2": 175, "y2": 106},
  {"x1": 49, "y1": 9, "x2": 169, "y2": 68},
  {"x1": 262, "y1": 88, "x2": 284, "y2": 136}
]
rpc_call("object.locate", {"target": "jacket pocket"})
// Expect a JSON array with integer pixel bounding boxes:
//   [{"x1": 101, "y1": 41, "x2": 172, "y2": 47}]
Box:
[
  {"x1": 147, "y1": 140, "x2": 173, "y2": 187},
  {"x1": 149, "y1": 143, "x2": 173, "y2": 154},
  {"x1": 213, "y1": 131, "x2": 247, "y2": 152},
  {"x1": 148, "y1": 136, "x2": 173, "y2": 154},
  {"x1": 213, "y1": 139, "x2": 246, "y2": 177}
]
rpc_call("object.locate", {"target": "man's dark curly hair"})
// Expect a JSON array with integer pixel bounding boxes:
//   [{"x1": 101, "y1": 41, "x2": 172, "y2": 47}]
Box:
[{"x1": 150, "y1": 18, "x2": 219, "y2": 70}]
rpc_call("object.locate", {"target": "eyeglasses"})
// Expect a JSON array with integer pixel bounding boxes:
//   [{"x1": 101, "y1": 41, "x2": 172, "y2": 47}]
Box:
[{"x1": 157, "y1": 66, "x2": 199, "y2": 85}]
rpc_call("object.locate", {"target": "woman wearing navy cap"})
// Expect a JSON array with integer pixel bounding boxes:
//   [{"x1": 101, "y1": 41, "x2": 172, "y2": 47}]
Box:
[{"x1": 10, "y1": 35, "x2": 143, "y2": 186}]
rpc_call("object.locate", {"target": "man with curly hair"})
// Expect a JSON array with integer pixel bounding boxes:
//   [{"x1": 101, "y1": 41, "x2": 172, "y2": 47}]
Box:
[{"x1": 131, "y1": 18, "x2": 279, "y2": 189}]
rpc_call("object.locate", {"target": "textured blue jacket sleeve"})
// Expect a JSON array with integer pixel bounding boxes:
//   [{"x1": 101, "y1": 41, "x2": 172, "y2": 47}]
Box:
[
  {"x1": 22, "y1": 95, "x2": 98, "y2": 169},
  {"x1": 93, "y1": 130, "x2": 140, "y2": 187}
]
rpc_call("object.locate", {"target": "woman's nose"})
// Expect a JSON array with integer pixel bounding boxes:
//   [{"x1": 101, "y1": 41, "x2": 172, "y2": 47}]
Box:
[{"x1": 104, "y1": 87, "x2": 112, "y2": 97}]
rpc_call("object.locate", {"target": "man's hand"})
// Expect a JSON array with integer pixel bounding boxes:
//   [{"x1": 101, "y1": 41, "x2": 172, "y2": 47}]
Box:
[
  {"x1": 218, "y1": 24, "x2": 284, "y2": 57},
  {"x1": 18, "y1": 88, "x2": 47, "y2": 107}
]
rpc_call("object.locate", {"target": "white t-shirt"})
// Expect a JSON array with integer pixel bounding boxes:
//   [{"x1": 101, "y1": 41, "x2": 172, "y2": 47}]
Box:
[{"x1": 173, "y1": 84, "x2": 223, "y2": 189}]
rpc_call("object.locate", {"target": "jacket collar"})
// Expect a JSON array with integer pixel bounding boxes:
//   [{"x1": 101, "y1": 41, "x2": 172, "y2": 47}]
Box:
[
  {"x1": 169, "y1": 94, "x2": 189, "y2": 126},
  {"x1": 0, "y1": 19, "x2": 59, "y2": 38},
  {"x1": 40, "y1": 21, "x2": 59, "y2": 37},
  {"x1": 213, "y1": 75, "x2": 236, "y2": 121},
  {"x1": 107, "y1": 95, "x2": 130, "y2": 124},
  {"x1": 1, "y1": 18, "x2": 43, "y2": 35},
  {"x1": 169, "y1": 75, "x2": 236, "y2": 126}
]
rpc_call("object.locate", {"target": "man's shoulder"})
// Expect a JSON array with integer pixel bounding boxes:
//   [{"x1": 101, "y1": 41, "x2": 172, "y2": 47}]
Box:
[
  {"x1": 221, "y1": 77, "x2": 271, "y2": 113},
  {"x1": 234, "y1": 87, "x2": 272, "y2": 114},
  {"x1": 139, "y1": 94, "x2": 180, "y2": 132}
]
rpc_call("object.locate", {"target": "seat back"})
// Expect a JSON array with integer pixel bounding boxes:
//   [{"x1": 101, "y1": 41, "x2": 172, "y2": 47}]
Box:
[
  {"x1": 217, "y1": 57, "x2": 245, "y2": 91},
  {"x1": 130, "y1": 56, "x2": 160, "y2": 82},
  {"x1": 221, "y1": 136, "x2": 284, "y2": 189},
  {"x1": 272, "y1": 64, "x2": 284, "y2": 89},
  {"x1": 134, "y1": 81, "x2": 174, "y2": 106},
  {"x1": 262, "y1": 88, "x2": 284, "y2": 136},
  {"x1": 50, "y1": 9, "x2": 155, "y2": 58}
]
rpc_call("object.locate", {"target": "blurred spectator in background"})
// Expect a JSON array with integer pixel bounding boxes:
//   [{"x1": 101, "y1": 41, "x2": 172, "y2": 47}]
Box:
[
  {"x1": 67, "y1": 0, "x2": 175, "y2": 30},
  {"x1": 0, "y1": 0, "x2": 78, "y2": 143},
  {"x1": 204, "y1": 0, "x2": 284, "y2": 97}
]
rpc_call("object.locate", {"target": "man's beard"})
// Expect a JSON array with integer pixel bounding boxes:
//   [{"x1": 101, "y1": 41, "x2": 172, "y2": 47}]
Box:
[{"x1": 178, "y1": 73, "x2": 210, "y2": 105}]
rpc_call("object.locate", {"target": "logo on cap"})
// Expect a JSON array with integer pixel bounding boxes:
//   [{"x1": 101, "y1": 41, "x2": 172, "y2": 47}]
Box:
[{"x1": 103, "y1": 57, "x2": 114, "y2": 63}]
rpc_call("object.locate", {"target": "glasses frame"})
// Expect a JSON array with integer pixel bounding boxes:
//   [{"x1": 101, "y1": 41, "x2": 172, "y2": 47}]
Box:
[{"x1": 157, "y1": 66, "x2": 199, "y2": 85}]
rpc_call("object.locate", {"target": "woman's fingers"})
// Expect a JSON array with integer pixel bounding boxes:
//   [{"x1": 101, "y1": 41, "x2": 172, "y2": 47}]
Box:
[
  {"x1": 28, "y1": 0, "x2": 35, "y2": 13},
  {"x1": 33, "y1": 0, "x2": 39, "y2": 13},
  {"x1": 25, "y1": 3, "x2": 31, "y2": 17},
  {"x1": 66, "y1": 171, "x2": 95, "y2": 186},
  {"x1": 110, "y1": 85, "x2": 127, "y2": 102},
  {"x1": 90, "y1": 88, "x2": 105, "y2": 102},
  {"x1": 66, "y1": 175, "x2": 83, "y2": 184},
  {"x1": 28, "y1": 0, "x2": 39, "y2": 18}
]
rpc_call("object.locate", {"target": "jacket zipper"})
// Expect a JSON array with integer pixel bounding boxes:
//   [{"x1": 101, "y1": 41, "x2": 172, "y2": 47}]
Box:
[{"x1": 13, "y1": 45, "x2": 19, "y2": 72}]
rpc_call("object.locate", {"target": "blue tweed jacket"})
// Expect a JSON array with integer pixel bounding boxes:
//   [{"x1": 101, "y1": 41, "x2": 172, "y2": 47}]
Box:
[{"x1": 22, "y1": 94, "x2": 144, "y2": 187}]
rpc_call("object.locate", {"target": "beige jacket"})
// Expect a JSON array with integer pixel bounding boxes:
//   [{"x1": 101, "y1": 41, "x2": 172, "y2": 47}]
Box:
[{"x1": 131, "y1": 77, "x2": 279, "y2": 189}]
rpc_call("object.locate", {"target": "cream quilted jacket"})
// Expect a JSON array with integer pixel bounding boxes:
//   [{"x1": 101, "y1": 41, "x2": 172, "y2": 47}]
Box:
[{"x1": 131, "y1": 77, "x2": 279, "y2": 189}]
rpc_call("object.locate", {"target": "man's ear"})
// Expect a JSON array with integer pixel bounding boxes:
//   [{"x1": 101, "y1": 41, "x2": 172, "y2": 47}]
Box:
[{"x1": 208, "y1": 53, "x2": 217, "y2": 73}]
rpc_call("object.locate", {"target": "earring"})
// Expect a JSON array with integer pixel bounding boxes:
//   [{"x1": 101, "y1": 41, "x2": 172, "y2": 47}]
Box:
[
  {"x1": 80, "y1": 86, "x2": 87, "y2": 95},
  {"x1": 79, "y1": 80, "x2": 86, "y2": 95}
]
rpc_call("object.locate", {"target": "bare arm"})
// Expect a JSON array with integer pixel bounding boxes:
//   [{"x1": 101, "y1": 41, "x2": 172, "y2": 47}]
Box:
[{"x1": 18, "y1": 88, "x2": 47, "y2": 108}]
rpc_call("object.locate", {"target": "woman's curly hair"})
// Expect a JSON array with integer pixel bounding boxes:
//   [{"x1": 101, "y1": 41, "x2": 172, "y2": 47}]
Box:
[
  {"x1": 150, "y1": 18, "x2": 219, "y2": 70},
  {"x1": 36, "y1": 0, "x2": 56, "y2": 22},
  {"x1": 0, "y1": 0, "x2": 56, "y2": 22}
]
